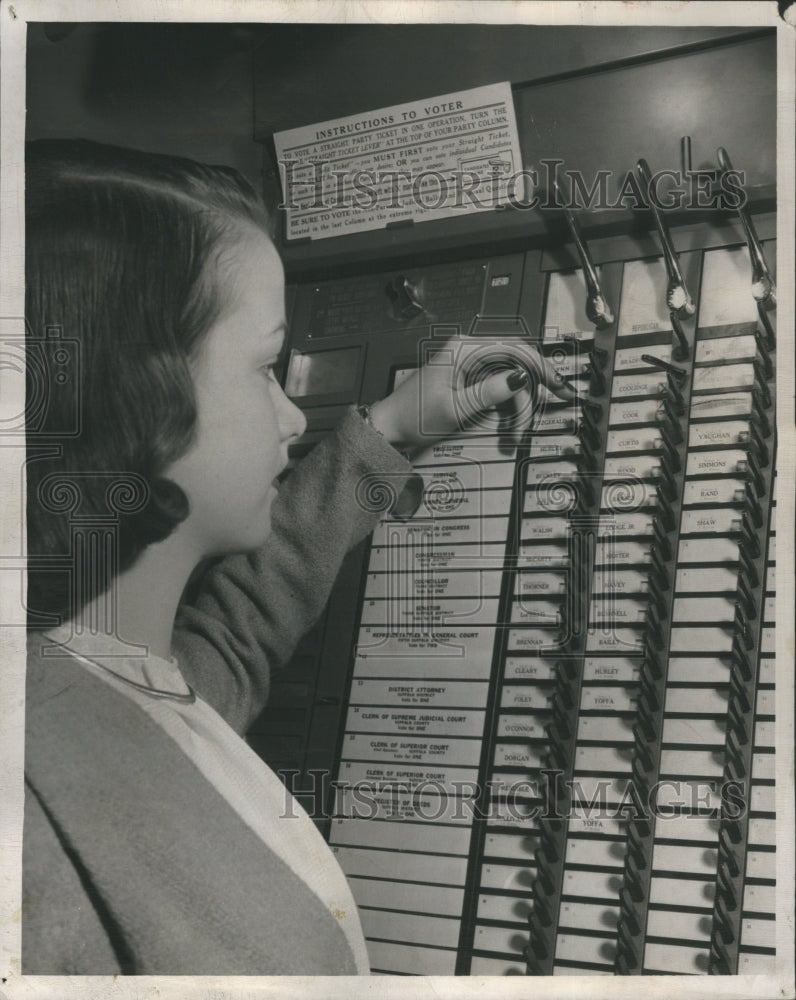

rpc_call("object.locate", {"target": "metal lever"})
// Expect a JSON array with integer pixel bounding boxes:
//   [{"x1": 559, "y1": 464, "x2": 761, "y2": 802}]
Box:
[
  {"x1": 716, "y1": 147, "x2": 776, "y2": 308},
  {"x1": 640, "y1": 354, "x2": 687, "y2": 382},
  {"x1": 669, "y1": 311, "x2": 690, "y2": 362},
  {"x1": 636, "y1": 159, "x2": 695, "y2": 318},
  {"x1": 555, "y1": 180, "x2": 614, "y2": 329}
]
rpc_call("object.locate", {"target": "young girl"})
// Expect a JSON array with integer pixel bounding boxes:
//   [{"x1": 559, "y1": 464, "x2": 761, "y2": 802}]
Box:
[{"x1": 23, "y1": 139, "x2": 572, "y2": 975}]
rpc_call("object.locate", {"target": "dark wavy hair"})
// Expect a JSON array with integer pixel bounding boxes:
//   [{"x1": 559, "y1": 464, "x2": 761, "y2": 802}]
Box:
[{"x1": 25, "y1": 139, "x2": 269, "y2": 625}]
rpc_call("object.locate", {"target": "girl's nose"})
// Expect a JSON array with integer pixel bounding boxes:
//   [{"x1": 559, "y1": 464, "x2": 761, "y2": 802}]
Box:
[{"x1": 278, "y1": 385, "x2": 307, "y2": 443}]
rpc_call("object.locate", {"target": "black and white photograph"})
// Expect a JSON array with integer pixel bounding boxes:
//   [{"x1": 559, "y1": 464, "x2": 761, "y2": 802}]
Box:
[{"x1": 0, "y1": 1, "x2": 793, "y2": 997}]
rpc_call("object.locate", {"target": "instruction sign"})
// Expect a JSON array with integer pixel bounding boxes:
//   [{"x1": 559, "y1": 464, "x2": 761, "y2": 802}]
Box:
[{"x1": 274, "y1": 82, "x2": 524, "y2": 241}]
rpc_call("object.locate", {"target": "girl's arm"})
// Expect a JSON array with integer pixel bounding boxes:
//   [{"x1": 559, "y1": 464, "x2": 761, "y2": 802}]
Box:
[
  {"x1": 172, "y1": 407, "x2": 418, "y2": 733},
  {"x1": 173, "y1": 341, "x2": 574, "y2": 733}
]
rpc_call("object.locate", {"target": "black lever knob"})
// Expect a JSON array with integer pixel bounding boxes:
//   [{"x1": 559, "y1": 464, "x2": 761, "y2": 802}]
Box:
[
  {"x1": 731, "y1": 634, "x2": 753, "y2": 682},
  {"x1": 534, "y1": 893, "x2": 554, "y2": 927},
  {"x1": 616, "y1": 949, "x2": 636, "y2": 974},
  {"x1": 642, "y1": 354, "x2": 686, "y2": 382},
  {"x1": 753, "y1": 360, "x2": 772, "y2": 405},
  {"x1": 749, "y1": 423, "x2": 770, "y2": 468},
  {"x1": 643, "y1": 643, "x2": 664, "y2": 680},
  {"x1": 632, "y1": 729, "x2": 655, "y2": 773},
  {"x1": 646, "y1": 578, "x2": 667, "y2": 619},
  {"x1": 578, "y1": 445, "x2": 598, "y2": 473},
  {"x1": 540, "y1": 798, "x2": 564, "y2": 835},
  {"x1": 632, "y1": 760, "x2": 652, "y2": 800},
  {"x1": 752, "y1": 386, "x2": 772, "y2": 428},
  {"x1": 634, "y1": 710, "x2": 656, "y2": 743},
  {"x1": 581, "y1": 399, "x2": 603, "y2": 420},
  {"x1": 534, "y1": 849, "x2": 556, "y2": 894},
  {"x1": 619, "y1": 891, "x2": 642, "y2": 935},
  {"x1": 710, "y1": 938, "x2": 732, "y2": 974},
  {"x1": 583, "y1": 362, "x2": 606, "y2": 396},
  {"x1": 386, "y1": 275, "x2": 424, "y2": 319},
  {"x1": 754, "y1": 330, "x2": 773, "y2": 379},
  {"x1": 724, "y1": 749, "x2": 746, "y2": 784},
  {"x1": 575, "y1": 477, "x2": 595, "y2": 510},
  {"x1": 658, "y1": 434, "x2": 681, "y2": 474},
  {"x1": 656, "y1": 462, "x2": 678, "y2": 502},
  {"x1": 652, "y1": 518, "x2": 673, "y2": 561},
  {"x1": 670, "y1": 309, "x2": 690, "y2": 361},
  {"x1": 526, "y1": 926, "x2": 549, "y2": 960},
  {"x1": 729, "y1": 671, "x2": 752, "y2": 714},
  {"x1": 617, "y1": 922, "x2": 639, "y2": 965},
  {"x1": 745, "y1": 482, "x2": 764, "y2": 527},
  {"x1": 716, "y1": 864, "x2": 738, "y2": 911},
  {"x1": 544, "y1": 725, "x2": 569, "y2": 770},
  {"x1": 554, "y1": 675, "x2": 575, "y2": 712},
  {"x1": 578, "y1": 416, "x2": 601, "y2": 451},
  {"x1": 552, "y1": 695, "x2": 572, "y2": 736},
  {"x1": 538, "y1": 836, "x2": 560, "y2": 864},
  {"x1": 723, "y1": 818, "x2": 743, "y2": 844},
  {"x1": 726, "y1": 727, "x2": 746, "y2": 767},
  {"x1": 714, "y1": 896, "x2": 735, "y2": 943},
  {"x1": 746, "y1": 453, "x2": 766, "y2": 498},
  {"x1": 733, "y1": 606, "x2": 755, "y2": 650},
  {"x1": 654, "y1": 486, "x2": 675, "y2": 532},
  {"x1": 659, "y1": 415, "x2": 683, "y2": 448},
  {"x1": 645, "y1": 610, "x2": 665, "y2": 650},
  {"x1": 741, "y1": 515, "x2": 761, "y2": 558},
  {"x1": 637, "y1": 688, "x2": 660, "y2": 724},
  {"x1": 666, "y1": 372, "x2": 685, "y2": 411},
  {"x1": 719, "y1": 828, "x2": 742, "y2": 877},
  {"x1": 624, "y1": 852, "x2": 645, "y2": 898},
  {"x1": 727, "y1": 701, "x2": 749, "y2": 746},
  {"x1": 661, "y1": 398, "x2": 684, "y2": 441},
  {"x1": 639, "y1": 674, "x2": 660, "y2": 713},
  {"x1": 757, "y1": 300, "x2": 776, "y2": 349},
  {"x1": 528, "y1": 910, "x2": 551, "y2": 947},
  {"x1": 738, "y1": 542, "x2": 760, "y2": 588},
  {"x1": 649, "y1": 547, "x2": 670, "y2": 590}
]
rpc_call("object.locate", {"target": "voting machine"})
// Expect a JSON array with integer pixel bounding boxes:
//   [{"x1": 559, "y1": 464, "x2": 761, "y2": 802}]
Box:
[{"x1": 248, "y1": 26, "x2": 779, "y2": 976}]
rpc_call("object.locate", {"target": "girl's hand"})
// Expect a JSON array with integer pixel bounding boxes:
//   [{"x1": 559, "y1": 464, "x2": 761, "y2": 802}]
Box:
[{"x1": 369, "y1": 334, "x2": 578, "y2": 458}]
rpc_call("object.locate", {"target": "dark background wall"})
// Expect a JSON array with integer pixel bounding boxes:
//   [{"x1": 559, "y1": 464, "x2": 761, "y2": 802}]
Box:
[
  {"x1": 26, "y1": 22, "x2": 763, "y2": 199},
  {"x1": 26, "y1": 22, "x2": 266, "y2": 187}
]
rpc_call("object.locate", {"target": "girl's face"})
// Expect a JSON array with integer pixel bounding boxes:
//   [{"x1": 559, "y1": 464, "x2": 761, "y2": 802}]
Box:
[{"x1": 166, "y1": 229, "x2": 306, "y2": 558}]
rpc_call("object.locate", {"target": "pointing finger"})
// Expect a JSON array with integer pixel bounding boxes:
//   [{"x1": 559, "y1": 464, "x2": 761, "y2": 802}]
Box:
[{"x1": 467, "y1": 368, "x2": 529, "y2": 411}]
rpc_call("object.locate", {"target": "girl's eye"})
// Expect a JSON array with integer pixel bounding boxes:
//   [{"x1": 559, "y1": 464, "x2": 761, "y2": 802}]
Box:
[{"x1": 260, "y1": 363, "x2": 277, "y2": 381}]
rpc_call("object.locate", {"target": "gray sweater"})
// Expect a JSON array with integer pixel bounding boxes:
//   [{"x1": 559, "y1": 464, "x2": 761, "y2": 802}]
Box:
[{"x1": 23, "y1": 410, "x2": 418, "y2": 975}]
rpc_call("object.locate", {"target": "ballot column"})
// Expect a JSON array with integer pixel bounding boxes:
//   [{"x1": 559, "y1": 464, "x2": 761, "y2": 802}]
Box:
[
  {"x1": 486, "y1": 263, "x2": 624, "y2": 975},
  {"x1": 552, "y1": 257, "x2": 685, "y2": 974},
  {"x1": 466, "y1": 269, "x2": 592, "y2": 974},
  {"x1": 731, "y1": 524, "x2": 776, "y2": 974},
  {"x1": 707, "y1": 240, "x2": 777, "y2": 975},
  {"x1": 328, "y1": 426, "x2": 517, "y2": 976},
  {"x1": 640, "y1": 246, "x2": 772, "y2": 974}
]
